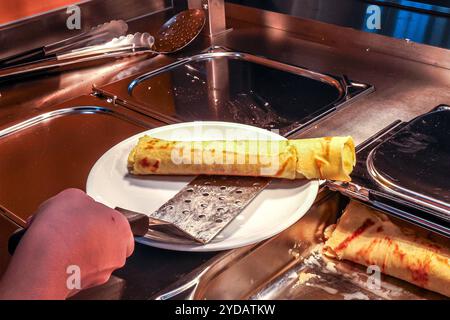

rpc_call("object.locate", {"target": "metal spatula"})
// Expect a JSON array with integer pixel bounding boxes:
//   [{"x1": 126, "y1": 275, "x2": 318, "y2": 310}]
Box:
[
  {"x1": 117, "y1": 174, "x2": 270, "y2": 245},
  {"x1": 8, "y1": 175, "x2": 269, "y2": 253}
]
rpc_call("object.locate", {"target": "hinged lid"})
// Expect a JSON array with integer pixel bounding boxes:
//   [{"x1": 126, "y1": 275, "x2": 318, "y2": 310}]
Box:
[{"x1": 328, "y1": 105, "x2": 450, "y2": 237}]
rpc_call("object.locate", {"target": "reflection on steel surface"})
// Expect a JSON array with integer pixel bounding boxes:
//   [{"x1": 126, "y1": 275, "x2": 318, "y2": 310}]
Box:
[
  {"x1": 124, "y1": 50, "x2": 372, "y2": 137},
  {"x1": 367, "y1": 106, "x2": 450, "y2": 219},
  {"x1": 0, "y1": 105, "x2": 151, "y2": 219},
  {"x1": 227, "y1": 0, "x2": 450, "y2": 49}
]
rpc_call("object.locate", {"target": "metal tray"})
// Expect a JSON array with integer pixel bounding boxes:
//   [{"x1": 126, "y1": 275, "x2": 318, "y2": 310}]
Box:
[
  {"x1": 94, "y1": 49, "x2": 373, "y2": 137},
  {"x1": 0, "y1": 98, "x2": 159, "y2": 220},
  {"x1": 151, "y1": 191, "x2": 446, "y2": 300}
]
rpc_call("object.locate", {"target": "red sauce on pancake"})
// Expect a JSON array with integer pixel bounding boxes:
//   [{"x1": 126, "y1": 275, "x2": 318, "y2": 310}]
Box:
[
  {"x1": 408, "y1": 256, "x2": 431, "y2": 287},
  {"x1": 139, "y1": 158, "x2": 160, "y2": 172},
  {"x1": 334, "y1": 219, "x2": 375, "y2": 252}
]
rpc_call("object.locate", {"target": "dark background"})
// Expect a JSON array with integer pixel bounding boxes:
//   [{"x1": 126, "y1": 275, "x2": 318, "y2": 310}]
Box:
[{"x1": 226, "y1": 0, "x2": 450, "y2": 49}]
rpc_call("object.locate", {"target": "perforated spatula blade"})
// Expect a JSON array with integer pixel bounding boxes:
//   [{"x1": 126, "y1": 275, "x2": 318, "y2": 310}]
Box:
[{"x1": 148, "y1": 175, "x2": 270, "y2": 244}]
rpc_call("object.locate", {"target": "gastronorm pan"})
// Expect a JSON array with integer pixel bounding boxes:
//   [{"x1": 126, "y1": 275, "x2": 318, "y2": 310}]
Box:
[
  {"x1": 93, "y1": 48, "x2": 374, "y2": 137},
  {"x1": 0, "y1": 96, "x2": 162, "y2": 220},
  {"x1": 151, "y1": 191, "x2": 446, "y2": 300}
]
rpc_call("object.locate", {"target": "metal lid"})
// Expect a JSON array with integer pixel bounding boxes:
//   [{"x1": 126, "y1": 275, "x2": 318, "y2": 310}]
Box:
[{"x1": 327, "y1": 105, "x2": 450, "y2": 237}]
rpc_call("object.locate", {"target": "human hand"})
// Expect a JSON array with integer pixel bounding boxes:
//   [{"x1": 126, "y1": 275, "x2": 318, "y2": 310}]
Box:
[{"x1": 0, "y1": 188, "x2": 134, "y2": 299}]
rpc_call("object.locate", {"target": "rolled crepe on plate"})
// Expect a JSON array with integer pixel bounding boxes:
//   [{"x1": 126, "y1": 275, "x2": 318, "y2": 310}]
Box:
[
  {"x1": 127, "y1": 135, "x2": 355, "y2": 181},
  {"x1": 324, "y1": 201, "x2": 450, "y2": 298}
]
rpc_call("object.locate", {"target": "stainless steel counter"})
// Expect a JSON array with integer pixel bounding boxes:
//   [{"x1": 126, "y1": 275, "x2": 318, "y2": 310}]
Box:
[
  {"x1": 221, "y1": 4, "x2": 450, "y2": 145},
  {"x1": 1, "y1": 4, "x2": 449, "y2": 142},
  {"x1": 0, "y1": 9, "x2": 176, "y2": 129}
]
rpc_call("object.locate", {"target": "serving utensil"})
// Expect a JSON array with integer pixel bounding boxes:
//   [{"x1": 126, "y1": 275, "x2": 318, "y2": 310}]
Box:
[
  {"x1": 7, "y1": 207, "x2": 149, "y2": 255},
  {"x1": 8, "y1": 205, "x2": 202, "y2": 255},
  {"x1": 8, "y1": 174, "x2": 268, "y2": 254},
  {"x1": 0, "y1": 20, "x2": 129, "y2": 68},
  {"x1": 0, "y1": 9, "x2": 206, "y2": 81},
  {"x1": 152, "y1": 8, "x2": 206, "y2": 54},
  {"x1": 147, "y1": 175, "x2": 270, "y2": 244}
]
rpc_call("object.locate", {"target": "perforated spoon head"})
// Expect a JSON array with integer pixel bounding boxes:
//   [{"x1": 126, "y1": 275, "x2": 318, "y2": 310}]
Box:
[{"x1": 153, "y1": 9, "x2": 206, "y2": 54}]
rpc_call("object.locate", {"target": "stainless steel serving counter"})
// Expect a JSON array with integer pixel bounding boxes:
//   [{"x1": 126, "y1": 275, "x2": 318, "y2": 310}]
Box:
[
  {"x1": 0, "y1": 3, "x2": 449, "y2": 299},
  {"x1": 2, "y1": 4, "x2": 449, "y2": 144},
  {"x1": 221, "y1": 5, "x2": 450, "y2": 144}
]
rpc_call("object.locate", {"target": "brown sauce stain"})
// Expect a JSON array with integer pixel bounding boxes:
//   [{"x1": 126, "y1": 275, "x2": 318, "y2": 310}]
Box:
[
  {"x1": 384, "y1": 236, "x2": 393, "y2": 246},
  {"x1": 159, "y1": 143, "x2": 171, "y2": 150},
  {"x1": 435, "y1": 256, "x2": 449, "y2": 266},
  {"x1": 356, "y1": 238, "x2": 380, "y2": 266},
  {"x1": 393, "y1": 243, "x2": 406, "y2": 263},
  {"x1": 315, "y1": 159, "x2": 324, "y2": 179},
  {"x1": 145, "y1": 139, "x2": 158, "y2": 150},
  {"x1": 425, "y1": 242, "x2": 441, "y2": 252}
]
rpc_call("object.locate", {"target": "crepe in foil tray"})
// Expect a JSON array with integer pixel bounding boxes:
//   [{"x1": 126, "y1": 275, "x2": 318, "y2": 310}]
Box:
[{"x1": 324, "y1": 201, "x2": 450, "y2": 298}]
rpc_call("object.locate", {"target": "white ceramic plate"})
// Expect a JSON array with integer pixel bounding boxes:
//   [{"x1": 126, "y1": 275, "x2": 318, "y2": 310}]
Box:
[{"x1": 86, "y1": 121, "x2": 319, "y2": 252}]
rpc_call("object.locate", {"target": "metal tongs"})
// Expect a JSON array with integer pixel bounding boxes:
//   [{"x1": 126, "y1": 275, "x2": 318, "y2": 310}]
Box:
[
  {"x1": 0, "y1": 32, "x2": 155, "y2": 81},
  {"x1": 0, "y1": 20, "x2": 129, "y2": 68}
]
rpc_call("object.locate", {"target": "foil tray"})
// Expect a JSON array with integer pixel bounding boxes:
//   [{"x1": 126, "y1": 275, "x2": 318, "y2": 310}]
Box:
[{"x1": 328, "y1": 105, "x2": 450, "y2": 238}]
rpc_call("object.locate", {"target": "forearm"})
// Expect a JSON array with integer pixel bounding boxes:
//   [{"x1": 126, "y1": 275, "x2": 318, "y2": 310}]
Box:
[
  {"x1": 0, "y1": 230, "x2": 71, "y2": 299},
  {"x1": 0, "y1": 267, "x2": 70, "y2": 300}
]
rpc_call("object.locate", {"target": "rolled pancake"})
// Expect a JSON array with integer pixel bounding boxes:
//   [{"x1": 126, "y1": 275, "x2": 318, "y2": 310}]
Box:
[
  {"x1": 127, "y1": 135, "x2": 355, "y2": 181},
  {"x1": 290, "y1": 137, "x2": 355, "y2": 181},
  {"x1": 324, "y1": 201, "x2": 450, "y2": 297}
]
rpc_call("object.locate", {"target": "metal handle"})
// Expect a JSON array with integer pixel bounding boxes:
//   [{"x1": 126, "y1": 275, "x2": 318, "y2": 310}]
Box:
[
  {"x1": 8, "y1": 228, "x2": 26, "y2": 255},
  {"x1": 0, "y1": 49, "x2": 154, "y2": 82},
  {"x1": 114, "y1": 207, "x2": 150, "y2": 236},
  {"x1": 0, "y1": 20, "x2": 128, "y2": 69},
  {"x1": 0, "y1": 48, "x2": 49, "y2": 68}
]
